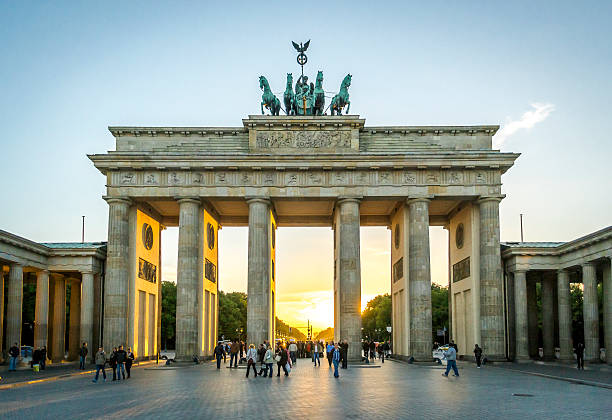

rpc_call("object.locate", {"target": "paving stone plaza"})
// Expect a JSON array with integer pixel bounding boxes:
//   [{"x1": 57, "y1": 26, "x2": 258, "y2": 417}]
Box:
[{"x1": 1, "y1": 360, "x2": 610, "y2": 419}]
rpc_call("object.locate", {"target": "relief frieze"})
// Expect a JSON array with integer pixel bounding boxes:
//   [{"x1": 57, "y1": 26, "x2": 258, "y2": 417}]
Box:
[{"x1": 255, "y1": 130, "x2": 352, "y2": 150}]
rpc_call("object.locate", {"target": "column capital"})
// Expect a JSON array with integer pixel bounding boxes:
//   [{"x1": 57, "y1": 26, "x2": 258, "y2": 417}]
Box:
[
  {"x1": 245, "y1": 196, "x2": 272, "y2": 206},
  {"x1": 406, "y1": 196, "x2": 433, "y2": 205},
  {"x1": 477, "y1": 194, "x2": 505, "y2": 204},
  {"x1": 175, "y1": 197, "x2": 201, "y2": 205},
  {"x1": 582, "y1": 261, "x2": 597, "y2": 268},
  {"x1": 557, "y1": 267, "x2": 570, "y2": 275},
  {"x1": 80, "y1": 270, "x2": 94, "y2": 275},
  {"x1": 512, "y1": 269, "x2": 528, "y2": 275},
  {"x1": 49, "y1": 272, "x2": 64, "y2": 280},
  {"x1": 103, "y1": 196, "x2": 132, "y2": 206},
  {"x1": 10, "y1": 262, "x2": 23, "y2": 269},
  {"x1": 337, "y1": 196, "x2": 362, "y2": 205}
]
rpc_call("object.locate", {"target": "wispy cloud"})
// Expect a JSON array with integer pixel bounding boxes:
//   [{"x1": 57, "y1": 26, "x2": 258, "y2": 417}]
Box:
[{"x1": 494, "y1": 103, "x2": 555, "y2": 148}]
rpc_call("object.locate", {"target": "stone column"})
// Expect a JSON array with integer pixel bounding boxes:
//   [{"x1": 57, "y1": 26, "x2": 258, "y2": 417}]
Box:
[
  {"x1": 557, "y1": 269, "x2": 573, "y2": 361},
  {"x1": 68, "y1": 279, "x2": 81, "y2": 360},
  {"x1": 527, "y1": 278, "x2": 538, "y2": 358},
  {"x1": 478, "y1": 197, "x2": 505, "y2": 359},
  {"x1": 80, "y1": 271, "x2": 94, "y2": 363},
  {"x1": 0, "y1": 272, "x2": 4, "y2": 359},
  {"x1": 34, "y1": 270, "x2": 50, "y2": 351},
  {"x1": 175, "y1": 198, "x2": 201, "y2": 361},
  {"x1": 541, "y1": 273, "x2": 555, "y2": 360},
  {"x1": 582, "y1": 262, "x2": 600, "y2": 362},
  {"x1": 51, "y1": 274, "x2": 66, "y2": 363},
  {"x1": 513, "y1": 270, "x2": 529, "y2": 360},
  {"x1": 407, "y1": 198, "x2": 432, "y2": 360},
  {"x1": 604, "y1": 257, "x2": 611, "y2": 365},
  {"x1": 6, "y1": 264, "x2": 23, "y2": 358},
  {"x1": 335, "y1": 198, "x2": 362, "y2": 361},
  {"x1": 247, "y1": 198, "x2": 273, "y2": 348},
  {"x1": 104, "y1": 197, "x2": 131, "y2": 351}
]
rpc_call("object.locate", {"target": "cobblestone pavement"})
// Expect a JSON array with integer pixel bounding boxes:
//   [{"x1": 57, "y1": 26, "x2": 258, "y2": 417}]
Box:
[
  {"x1": 0, "y1": 359, "x2": 609, "y2": 419},
  {"x1": 498, "y1": 361, "x2": 612, "y2": 386}
]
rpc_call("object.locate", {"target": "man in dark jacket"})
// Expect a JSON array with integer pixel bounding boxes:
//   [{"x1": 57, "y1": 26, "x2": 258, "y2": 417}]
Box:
[
  {"x1": 8, "y1": 343, "x2": 20, "y2": 371},
  {"x1": 115, "y1": 345, "x2": 127, "y2": 380},
  {"x1": 369, "y1": 341, "x2": 376, "y2": 360},
  {"x1": 229, "y1": 340, "x2": 239, "y2": 368},
  {"x1": 575, "y1": 342, "x2": 585, "y2": 370},
  {"x1": 125, "y1": 347, "x2": 135, "y2": 378},
  {"x1": 214, "y1": 341, "x2": 225, "y2": 369},
  {"x1": 79, "y1": 342, "x2": 89, "y2": 370},
  {"x1": 474, "y1": 344, "x2": 483, "y2": 368},
  {"x1": 341, "y1": 340, "x2": 349, "y2": 369},
  {"x1": 40, "y1": 346, "x2": 47, "y2": 370},
  {"x1": 110, "y1": 347, "x2": 118, "y2": 380},
  {"x1": 257, "y1": 343, "x2": 267, "y2": 375},
  {"x1": 362, "y1": 341, "x2": 370, "y2": 363}
]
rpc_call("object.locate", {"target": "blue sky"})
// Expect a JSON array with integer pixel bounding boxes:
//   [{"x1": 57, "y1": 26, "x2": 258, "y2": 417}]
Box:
[{"x1": 1, "y1": 1, "x2": 610, "y2": 328}]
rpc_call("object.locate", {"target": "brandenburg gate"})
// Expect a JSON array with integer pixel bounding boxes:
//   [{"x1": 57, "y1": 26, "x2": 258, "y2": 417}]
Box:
[{"x1": 89, "y1": 114, "x2": 518, "y2": 362}]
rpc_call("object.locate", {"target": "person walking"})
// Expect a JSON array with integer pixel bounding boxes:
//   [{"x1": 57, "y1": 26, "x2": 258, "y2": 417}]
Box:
[
  {"x1": 110, "y1": 347, "x2": 118, "y2": 381},
  {"x1": 473, "y1": 344, "x2": 483, "y2": 368},
  {"x1": 575, "y1": 342, "x2": 585, "y2": 370},
  {"x1": 40, "y1": 346, "x2": 47, "y2": 370},
  {"x1": 326, "y1": 341, "x2": 334, "y2": 367},
  {"x1": 263, "y1": 344, "x2": 274, "y2": 378},
  {"x1": 245, "y1": 344, "x2": 258, "y2": 378},
  {"x1": 79, "y1": 342, "x2": 89, "y2": 370},
  {"x1": 115, "y1": 345, "x2": 127, "y2": 381},
  {"x1": 214, "y1": 341, "x2": 225, "y2": 369},
  {"x1": 313, "y1": 341, "x2": 320, "y2": 367},
  {"x1": 341, "y1": 340, "x2": 348, "y2": 369},
  {"x1": 288, "y1": 341, "x2": 298, "y2": 365},
  {"x1": 257, "y1": 343, "x2": 267, "y2": 375},
  {"x1": 276, "y1": 345, "x2": 289, "y2": 376},
  {"x1": 369, "y1": 341, "x2": 376, "y2": 360},
  {"x1": 126, "y1": 347, "x2": 135, "y2": 378},
  {"x1": 442, "y1": 345, "x2": 459, "y2": 377},
  {"x1": 8, "y1": 342, "x2": 19, "y2": 371},
  {"x1": 362, "y1": 340, "x2": 369, "y2": 363},
  {"x1": 92, "y1": 347, "x2": 107, "y2": 383},
  {"x1": 383, "y1": 341, "x2": 390, "y2": 361},
  {"x1": 332, "y1": 343, "x2": 341, "y2": 378},
  {"x1": 230, "y1": 339, "x2": 239, "y2": 368}
]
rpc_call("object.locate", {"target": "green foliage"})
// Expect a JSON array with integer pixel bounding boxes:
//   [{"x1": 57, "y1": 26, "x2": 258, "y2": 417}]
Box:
[
  {"x1": 431, "y1": 284, "x2": 449, "y2": 340},
  {"x1": 218, "y1": 291, "x2": 247, "y2": 341},
  {"x1": 315, "y1": 327, "x2": 334, "y2": 342},
  {"x1": 361, "y1": 294, "x2": 391, "y2": 341},
  {"x1": 161, "y1": 281, "x2": 176, "y2": 350},
  {"x1": 275, "y1": 317, "x2": 307, "y2": 341}
]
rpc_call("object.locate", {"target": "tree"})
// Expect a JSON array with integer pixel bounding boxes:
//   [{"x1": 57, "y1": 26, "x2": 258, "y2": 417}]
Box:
[
  {"x1": 361, "y1": 294, "x2": 391, "y2": 341},
  {"x1": 161, "y1": 281, "x2": 176, "y2": 350},
  {"x1": 218, "y1": 291, "x2": 247, "y2": 341},
  {"x1": 431, "y1": 284, "x2": 449, "y2": 343},
  {"x1": 315, "y1": 327, "x2": 334, "y2": 342}
]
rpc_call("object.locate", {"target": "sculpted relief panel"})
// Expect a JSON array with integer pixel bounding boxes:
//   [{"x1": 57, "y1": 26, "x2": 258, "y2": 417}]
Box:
[{"x1": 254, "y1": 130, "x2": 352, "y2": 151}]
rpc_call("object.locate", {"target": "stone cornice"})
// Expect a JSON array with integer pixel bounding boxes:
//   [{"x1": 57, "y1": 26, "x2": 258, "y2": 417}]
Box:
[
  {"x1": 0, "y1": 229, "x2": 51, "y2": 256},
  {"x1": 109, "y1": 127, "x2": 247, "y2": 138},
  {"x1": 361, "y1": 125, "x2": 499, "y2": 136}
]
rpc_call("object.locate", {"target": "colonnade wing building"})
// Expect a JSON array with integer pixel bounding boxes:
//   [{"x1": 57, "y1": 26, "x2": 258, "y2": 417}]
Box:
[{"x1": 88, "y1": 115, "x2": 518, "y2": 362}]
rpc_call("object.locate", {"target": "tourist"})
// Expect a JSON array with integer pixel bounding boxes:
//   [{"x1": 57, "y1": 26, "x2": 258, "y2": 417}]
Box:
[
  {"x1": 332, "y1": 343, "x2": 341, "y2": 378},
  {"x1": 442, "y1": 345, "x2": 459, "y2": 377},
  {"x1": 326, "y1": 341, "x2": 334, "y2": 367},
  {"x1": 341, "y1": 340, "x2": 348, "y2": 369},
  {"x1": 473, "y1": 344, "x2": 482, "y2": 368},
  {"x1": 239, "y1": 341, "x2": 245, "y2": 363},
  {"x1": 115, "y1": 345, "x2": 127, "y2": 381},
  {"x1": 257, "y1": 343, "x2": 267, "y2": 375},
  {"x1": 369, "y1": 341, "x2": 376, "y2": 360},
  {"x1": 263, "y1": 344, "x2": 274, "y2": 377},
  {"x1": 313, "y1": 341, "x2": 321, "y2": 366},
  {"x1": 126, "y1": 347, "x2": 135, "y2": 378},
  {"x1": 230, "y1": 339, "x2": 239, "y2": 368},
  {"x1": 245, "y1": 344, "x2": 258, "y2": 378},
  {"x1": 8, "y1": 342, "x2": 19, "y2": 372},
  {"x1": 79, "y1": 342, "x2": 88, "y2": 370},
  {"x1": 381, "y1": 341, "x2": 389, "y2": 363},
  {"x1": 276, "y1": 345, "x2": 289, "y2": 376},
  {"x1": 362, "y1": 340, "x2": 369, "y2": 363},
  {"x1": 575, "y1": 342, "x2": 585, "y2": 370},
  {"x1": 110, "y1": 347, "x2": 118, "y2": 381},
  {"x1": 40, "y1": 346, "x2": 47, "y2": 370},
  {"x1": 306, "y1": 341, "x2": 311, "y2": 359},
  {"x1": 288, "y1": 341, "x2": 298, "y2": 365},
  {"x1": 383, "y1": 341, "x2": 390, "y2": 360},
  {"x1": 214, "y1": 341, "x2": 225, "y2": 369},
  {"x1": 92, "y1": 347, "x2": 107, "y2": 383}
]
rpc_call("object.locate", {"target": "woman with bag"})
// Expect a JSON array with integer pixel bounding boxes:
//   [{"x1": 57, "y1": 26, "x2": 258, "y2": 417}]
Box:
[
  {"x1": 263, "y1": 344, "x2": 274, "y2": 378},
  {"x1": 276, "y1": 345, "x2": 289, "y2": 376},
  {"x1": 245, "y1": 344, "x2": 258, "y2": 378}
]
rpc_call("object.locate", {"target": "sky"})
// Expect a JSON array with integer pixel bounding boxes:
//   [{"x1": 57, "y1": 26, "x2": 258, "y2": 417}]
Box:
[{"x1": 1, "y1": 1, "x2": 611, "y2": 332}]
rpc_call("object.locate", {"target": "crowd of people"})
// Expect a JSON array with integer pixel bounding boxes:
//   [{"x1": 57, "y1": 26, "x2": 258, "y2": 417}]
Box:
[{"x1": 91, "y1": 344, "x2": 135, "y2": 383}]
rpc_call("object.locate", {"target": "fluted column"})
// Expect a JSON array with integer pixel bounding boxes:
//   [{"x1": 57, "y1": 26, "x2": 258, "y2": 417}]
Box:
[
  {"x1": 68, "y1": 279, "x2": 81, "y2": 360},
  {"x1": 582, "y1": 262, "x2": 600, "y2": 361},
  {"x1": 175, "y1": 198, "x2": 201, "y2": 360},
  {"x1": 478, "y1": 197, "x2": 505, "y2": 359},
  {"x1": 51, "y1": 274, "x2": 66, "y2": 363},
  {"x1": 604, "y1": 257, "x2": 611, "y2": 365},
  {"x1": 34, "y1": 270, "x2": 50, "y2": 350},
  {"x1": 0, "y1": 272, "x2": 4, "y2": 359},
  {"x1": 335, "y1": 198, "x2": 362, "y2": 361},
  {"x1": 6, "y1": 264, "x2": 24, "y2": 358},
  {"x1": 103, "y1": 197, "x2": 131, "y2": 351},
  {"x1": 407, "y1": 198, "x2": 432, "y2": 360},
  {"x1": 557, "y1": 269, "x2": 573, "y2": 361},
  {"x1": 247, "y1": 198, "x2": 273, "y2": 348},
  {"x1": 541, "y1": 273, "x2": 555, "y2": 360},
  {"x1": 513, "y1": 270, "x2": 529, "y2": 360},
  {"x1": 80, "y1": 271, "x2": 94, "y2": 363},
  {"x1": 527, "y1": 279, "x2": 538, "y2": 358}
]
